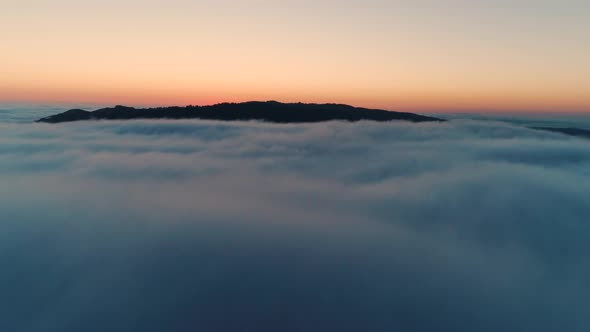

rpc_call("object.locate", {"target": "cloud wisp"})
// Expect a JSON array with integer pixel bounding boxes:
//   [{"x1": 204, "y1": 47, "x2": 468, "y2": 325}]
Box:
[{"x1": 1, "y1": 119, "x2": 589, "y2": 331}]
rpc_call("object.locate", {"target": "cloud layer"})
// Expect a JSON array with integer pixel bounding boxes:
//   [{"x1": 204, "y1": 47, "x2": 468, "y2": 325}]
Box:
[{"x1": 1, "y1": 118, "x2": 589, "y2": 331}]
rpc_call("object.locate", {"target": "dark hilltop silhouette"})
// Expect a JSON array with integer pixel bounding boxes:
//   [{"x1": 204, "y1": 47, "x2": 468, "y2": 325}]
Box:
[
  {"x1": 531, "y1": 126, "x2": 590, "y2": 139},
  {"x1": 35, "y1": 102, "x2": 590, "y2": 139},
  {"x1": 36, "y1": 101, "x2": 444, "y2": 124}
]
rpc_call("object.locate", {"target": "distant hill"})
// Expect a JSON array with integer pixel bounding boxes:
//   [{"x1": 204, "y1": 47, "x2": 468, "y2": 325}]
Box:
[
  {"x1": 531, "y1": 127, "x2": 590, "y2": 139},
  {"x1": 36, "y1": 101, "x2": 444, "y2": 124}
]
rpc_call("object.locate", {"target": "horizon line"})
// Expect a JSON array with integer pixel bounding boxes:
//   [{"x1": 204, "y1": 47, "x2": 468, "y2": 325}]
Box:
[{"x1": 1, "y1": 98, "x2": 588, "y2": 115}]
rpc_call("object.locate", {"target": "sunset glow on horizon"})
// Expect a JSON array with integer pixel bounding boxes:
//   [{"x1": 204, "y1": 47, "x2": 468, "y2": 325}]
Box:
[{"x1": 2, "y1": 0, "x2": 589, "y2": 113}]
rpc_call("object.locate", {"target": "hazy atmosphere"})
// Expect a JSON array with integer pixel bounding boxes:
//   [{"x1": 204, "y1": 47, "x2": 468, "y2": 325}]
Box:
[{"x1": 2, "y1": 1, "x2": 590, "y2": 331}]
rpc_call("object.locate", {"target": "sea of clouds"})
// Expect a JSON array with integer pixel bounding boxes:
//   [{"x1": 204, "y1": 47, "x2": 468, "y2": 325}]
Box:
[{"x1": 1, "y1": 113, "x2": 589, "y2": 331}]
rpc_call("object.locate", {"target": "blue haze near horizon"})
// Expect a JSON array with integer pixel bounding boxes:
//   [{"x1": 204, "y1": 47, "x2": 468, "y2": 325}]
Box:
[
  {"x1": 1, "y1": 105, "x2": 590, "y2": 331},
  {"x1": 437, "y1": 112, "x2": 590, "y2": 130}
]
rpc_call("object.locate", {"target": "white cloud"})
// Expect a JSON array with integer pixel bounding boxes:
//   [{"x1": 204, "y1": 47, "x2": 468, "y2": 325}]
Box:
[{"x1": 0, "y1": 119, "x2": 589, "y2": 331}]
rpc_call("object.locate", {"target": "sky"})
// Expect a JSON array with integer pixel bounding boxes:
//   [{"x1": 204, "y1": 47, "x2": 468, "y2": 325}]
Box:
[{"x1": 1, "y1": 0, "x2": 589, "y2": 112}]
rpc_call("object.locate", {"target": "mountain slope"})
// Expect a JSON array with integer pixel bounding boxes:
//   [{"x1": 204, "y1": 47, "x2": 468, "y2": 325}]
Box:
[
  {"x1": 36, "y1": 101, "x2": 444, "y2": 124},
  {"x1": 531, "y1": 126, "x2": 590, "y2": 139}
]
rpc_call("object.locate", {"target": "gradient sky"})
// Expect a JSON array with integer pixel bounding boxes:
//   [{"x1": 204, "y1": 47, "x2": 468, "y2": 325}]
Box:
[{"x1": 2, "y1": 0, "x2": 589, "y2": 112}]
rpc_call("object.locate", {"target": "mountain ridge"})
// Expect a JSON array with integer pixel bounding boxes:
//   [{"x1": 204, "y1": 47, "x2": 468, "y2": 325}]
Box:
[
  {"x1": 531, "y1": 126, "x2": 590, "y2": 139},
  {"x1": 36, "y1": 101, "x2": 445, "y2": 124}
]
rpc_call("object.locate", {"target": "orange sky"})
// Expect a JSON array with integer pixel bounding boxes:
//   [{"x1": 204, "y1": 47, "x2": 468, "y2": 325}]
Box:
[{"x1": 2, "y1": 0, "x2": 589, "y2": 112}]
